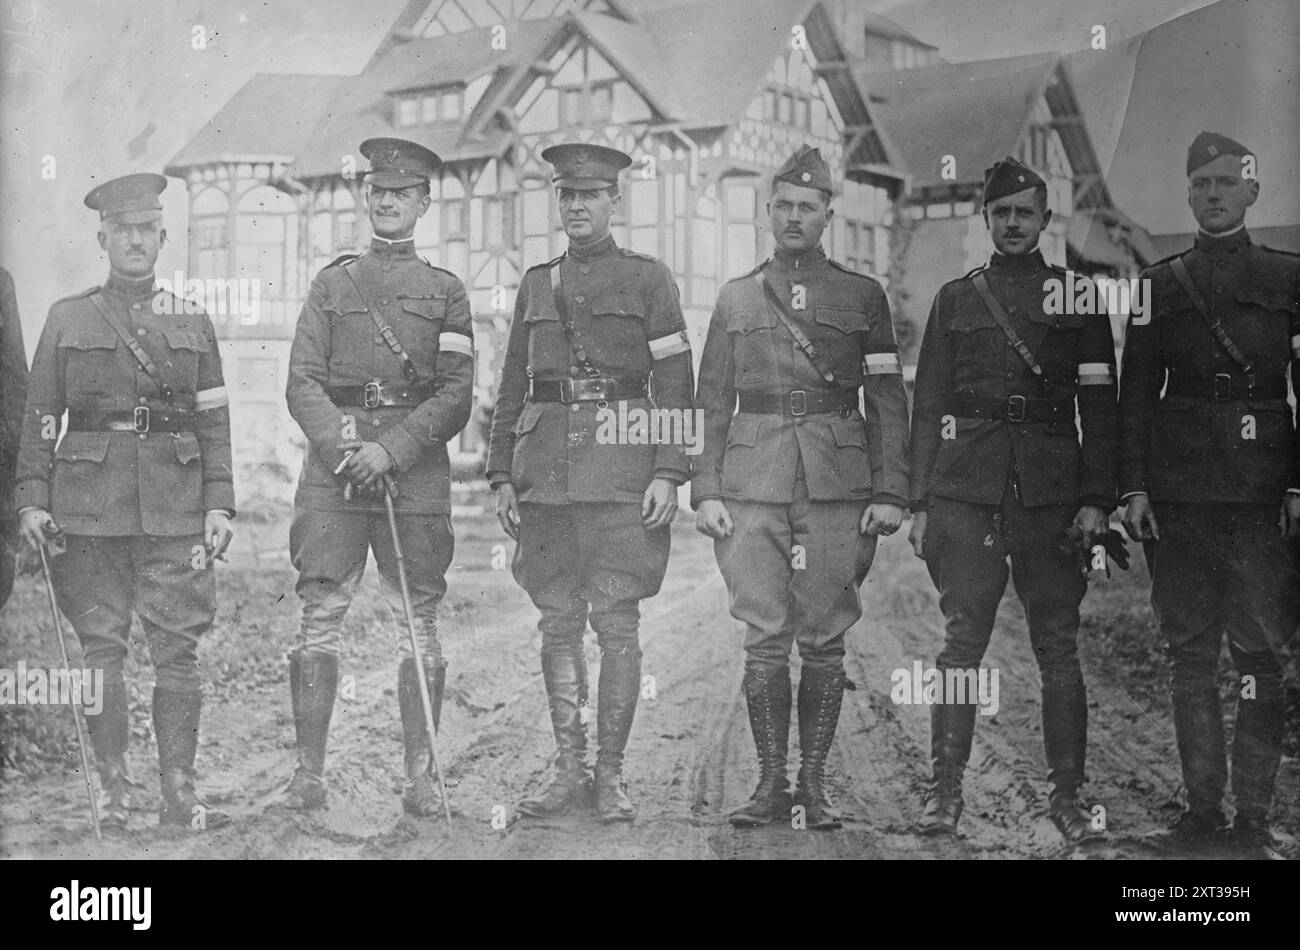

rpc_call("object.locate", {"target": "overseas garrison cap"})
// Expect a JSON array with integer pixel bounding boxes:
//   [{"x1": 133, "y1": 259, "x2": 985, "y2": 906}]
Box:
[
  {"x1": 1186, "y1": 131, "x2": 1253, "y2": 176},
  {"x1": 541, "y1": 143, "x2": 632, "y2": 189},
  {"x1": 84, "y1": 172, "x2": 167, "y2": 223},
  {"x1": 982, "y1": 157, "x2": 1045, "y2": 205},
  {"x1": 360, "y1": 137, "x2": 442, "y2": 188},
  {"x1": 773, "y1": 145, "x2": 835, "y2": 196}
]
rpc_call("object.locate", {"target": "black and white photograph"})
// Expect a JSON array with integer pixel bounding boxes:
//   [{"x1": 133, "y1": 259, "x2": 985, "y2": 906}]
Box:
[{"x1": 0, "y1": 0, "x2": 1297, "y2": 898}]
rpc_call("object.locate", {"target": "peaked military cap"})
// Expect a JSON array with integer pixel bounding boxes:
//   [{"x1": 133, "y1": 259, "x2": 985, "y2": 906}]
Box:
[
  {"x1": 982, "y1": 156, "x2": 1045, "y2": 205},
  {"x1": 541, "y1": 143, "x2": 632, "y2": 189},
  {"x1": 1186, "y1": 131, "x2": 1253, "y2": 176},
  {"x1": 773, "y1": 145, "x2": 835, "y2": 196},
  {"x1": 84, "y1": 172, "x2": 167, "y2": 223},
  {"x1": 360, "y1": 137, "x2": 442, "y2": 188}
]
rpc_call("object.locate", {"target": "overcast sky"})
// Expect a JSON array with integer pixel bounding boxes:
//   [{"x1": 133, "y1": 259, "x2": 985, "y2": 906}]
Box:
[{"x1": 1, "y1": 0, "x2": 1293, "y2": 339}]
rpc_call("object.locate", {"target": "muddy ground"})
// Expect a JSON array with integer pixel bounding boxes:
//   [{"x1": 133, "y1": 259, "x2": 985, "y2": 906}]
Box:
[{"x1": 2, "y1": 497, "x2": 1297, "y2": 860}]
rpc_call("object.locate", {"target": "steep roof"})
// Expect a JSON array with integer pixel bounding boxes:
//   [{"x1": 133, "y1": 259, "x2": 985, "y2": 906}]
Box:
[
  {"x1": 859, "y1": 10, "x2": 938, "y2": 48},
  {"x1": 856, "y1": 52, "x2": 1059, "y2": 191}
]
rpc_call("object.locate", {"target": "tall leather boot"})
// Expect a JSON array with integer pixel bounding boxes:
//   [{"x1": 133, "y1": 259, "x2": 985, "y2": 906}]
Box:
[
  {"x1": 918, "y1": 699, "x2": 977, "y2": 836},
  {"x1": 728, "y1": 664, "x2": 792, "y2": 826},
  {"x1": 517, "y1": 645, "x2": 593, "y2": 818},
  {"x1": 1042, "y1": 684, "x2": 1103, "y2": 844},
  {"x1": 595, "y1": 645, "x2": 641, "y2": 823},
  {"x1": 398, "y1": 656, "x2": 447, "y2": 817},
  {"x1": 1229, "y1": 670, "x2": 1283, "y2": 859},
  {"x1": 283, "y1": 652, "x2": 337, "y2": 811},
  {"x1": 1154, "y1": 681, "x2": 1228, "y2": 848},
  {"x1": 795, "y1": 665, "x2": 846, "y2": 830},
  {"x1": 87, "y1": 674, "x2": 135, "y2": 828},
  {"x1": 153, "y1": 688, "x2": 232, "y2": 830}
]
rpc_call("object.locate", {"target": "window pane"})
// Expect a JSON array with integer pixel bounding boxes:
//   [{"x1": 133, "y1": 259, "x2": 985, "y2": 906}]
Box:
[
  {"x1": 591, "y1": 85, "x2": 612, "y2": 124},
  {"x1": 445, "y1": 240, "x2": 468, "y2": 279},
  {"x1": 629, "y1": 178, "x2": 658, "y2": 225},
  {"x1": 523, "y1": 189, "x2": 550, "y2": 235},
  {"x1": 445, "y1": 200, "x2": 465, "y2": 235},
  {"x1": 422, "y1": 95, "x2": 438, "y2": 123},
  {"x1": 563, "y1": 89, "x2": 582, "y2": 126},
  {"x1": 794, "y1": 97, "x2": 808, "y2": 130},
  {"x1": 726, "y1": 184, "x2": 755, "y2": 221},
  {"x1": 442, "y1": 91, "x2": 461, "y2": 119},
  {"x1": 726, "y1": 224, "x2": 756, "y2": 276},
  {"x1": 399, "y1": 97, "x2": 418, "y2": 126}
]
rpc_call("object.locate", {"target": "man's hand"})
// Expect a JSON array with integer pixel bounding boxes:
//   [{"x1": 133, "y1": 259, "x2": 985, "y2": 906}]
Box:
[
  {"x1": 641, "y1": 477, "x2": 678, "y2": 530},
  {"x1": 1281, "y1": 494, "x2": 1300, "y2": 540},
  {"x1": 18, "y1": 508, "x2": 58, "y2": 550},
  {"x1": 1121, "y1": 493, "x2": 1160, "y2": 542},
  {"x1": 1072, "y1": 504, "x2": 1110, "y2": 549},
  {"x1": 861, "y1": 502, "x2": 904, "y2": 538},
  {"x1": 339, "y1": 441, "x2": 394, "y2": 492},
  {"x1": 496, "y1": 483, "x2": 521, "y2": 540},
  {"x1": 204, "y1": 509, "x2": 234, "y2": 561},
  {"x1": 908, "y1": 510, "x2": 927, "y2": 559},
  {"x1": 695, "y1": 498, "x2": 734, "y2": 539}
]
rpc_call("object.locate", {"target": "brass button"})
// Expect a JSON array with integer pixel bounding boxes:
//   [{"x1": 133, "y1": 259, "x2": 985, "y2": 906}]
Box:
[
  {"x1": 373, "y1": 418, "x2": 382, "y2": 427},
  {"x1": 139, "y1": 396, "x2": 148, "y2": 405},
  {"x1": 375, "y1": 337, "x2": 384, "y2": 345},
  {"x1": 136, "y1": 328, "x2": 147, "y2": 337},
  {"x1": 580, "y1": 265, "x2": 591, "y2": 275},
  {"x1": 380, "y1": 298, "x2": 389, "y2": 305},
  {"x1": 574, "y1": 295, "x2": 585, "y2": 304},
  {"x1": 131, "y1": 303, "x2": 141, "y2": 311},
  {"x1": 570, "y1": 403, "x2": 580, "y2": 413},
  {"x1": 570, "y1": 366, "x2": 581, "y2": 375},
  {"x1": 382, "y1": 265, "x2": 392, "y2": 272}
]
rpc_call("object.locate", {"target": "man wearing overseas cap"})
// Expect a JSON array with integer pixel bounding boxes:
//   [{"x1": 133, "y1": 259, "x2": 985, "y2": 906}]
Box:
[
  {"x1": 908, "y1": 156, "x2": 1119, "y2": 844},
  {"x1": 1119, "y1": 132, "x2": 1300, "y2": 859},
  {"x1": 693, "y1": 145, "x2": 910, "y2": 830},
  {"x1": 14, "y1": 172, "x2": 236, "y2": 831},
  {"x1": 487, "y1": 142, "x2": 695, "y2": 823},
  {"x1": 281, "y1": 137, "x2": 474, "y2": 817}
]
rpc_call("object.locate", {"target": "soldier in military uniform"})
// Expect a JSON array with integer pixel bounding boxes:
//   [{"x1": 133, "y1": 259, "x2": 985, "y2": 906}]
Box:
[
  {"x1": 282, "y1": 138, "x2": 474, "y2": 817},
  {"x1": 1119, "y1": 132, "x2": 1300, "y2": 859},
  {"x1": 15, "y1": 173, "x2": 235, "y2": 830},
  {"x1": 487, "y1": 143, "x2": 695, "y2": 823},
  {"x1": 693, "y1": 146, "x2": 910, "y2": 830},
  {"x1": 908, "y1": 158, "x2": 1118, "y2": 843},
  {"x1": 1, "y1": 265, "x2": 28, "y2": 608}
]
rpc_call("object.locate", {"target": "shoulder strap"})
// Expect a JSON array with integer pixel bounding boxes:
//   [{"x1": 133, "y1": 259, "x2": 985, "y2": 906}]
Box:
[
  {"x1": 754, "y1": 270, "x2": 836, "y2": 384},
  {"x1": 88, "y1": 292, "x2": 174, "y2": 401},
  {"x1": 341, "y1": 261, "x2": 421, "y2": 385},
  {"x1": 971, "y1": 272, "x2": 1042, "y2": 377},
  {"x1": 549, "y1": 259, "x2": 602, "y2": 379},
  {"x1": 1169, "y1": 254, "x2": 1255, "y2": 376}
]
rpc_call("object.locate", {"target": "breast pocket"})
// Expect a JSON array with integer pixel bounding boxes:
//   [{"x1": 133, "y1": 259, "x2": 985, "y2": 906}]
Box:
[
  {"x1": 590, "y1": 291, "x2": 648, "y2": 370},
  {"x1": 948, "y1": 310, "x2": 1005, "y2": 369},
  {"x1": 57, "y1": 331, "x2": 119, "y2": 398},
  {"x1": 397, "y1": 295, "x2": 445, "y2": 371},
  {"x1": 52, "y1": 431, "x2": 111, "y2": 517},
  {"x1": 162, "y1": 328, "x2": 207, "y2": 390},
  {"x1": 726, "y1": 309, "x2": 780, "y2": 389},
  {"x1": 524, "y1": 304, "x2": 563, "y2": 369},
  {"x1": 326, "y1": 303, "x2": 373, "y2": 375},
  {"x1": 814, "y1": 307, "x2": 865, "y2": 384}
]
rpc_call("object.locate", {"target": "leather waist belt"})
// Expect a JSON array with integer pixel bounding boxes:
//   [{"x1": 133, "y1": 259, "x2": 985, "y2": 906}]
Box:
[
  {"x1": 67, "y1": 407, "x2": 195, "y2": 434},
  {"x1": 738, "y1": 389, "x2": 858, "y2": 417},
  {"x1": 529, "y1": 376, "x2": 649, "y2": 403},
  {"x1": 326, "y1": 379, "x2": 435, "y2": 409},
  {"x1": 946, "y1": 393, "x2": 1074, "y2": 424},
  {"x1": 1165, "y1": 373, "x2": 1287, "y2": 402}
]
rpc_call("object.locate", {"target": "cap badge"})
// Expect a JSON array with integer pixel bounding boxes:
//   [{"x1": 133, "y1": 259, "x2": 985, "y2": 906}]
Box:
[
  {"x1": 1208, "y1": 145, "x2": 1219, "y2": 157},
  {"x1": 800, "y1": 172, "x2": 811, "y2": 182}
]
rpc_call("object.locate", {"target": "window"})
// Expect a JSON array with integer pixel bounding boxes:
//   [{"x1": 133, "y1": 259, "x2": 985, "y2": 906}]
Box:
[
  {"x1": 441, "y1": 90, "x2": 462, "y2": 120},
  {"x1": 422, "y1": 95, "x2": 438, "y2": 123},
  {"x1": 559, "y1": 82, "x2": 616, "y2": 128},
  {"x1": 591, "y1": 84, "x2": 612, "y2": 124},
  {"x1": 396, "y1": 86, "x2": 464, "y2": 125},
  {"x1": 398, "y1": 97, "x2": 418, "y2": 126},
  {"x1": 445, "y1": 200, "x2": 466, "y2": 237}
]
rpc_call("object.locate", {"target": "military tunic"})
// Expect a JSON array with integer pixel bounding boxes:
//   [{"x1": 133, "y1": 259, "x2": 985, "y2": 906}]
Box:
[
  {"x1": 13, "y1": 272, "x2": 235, "y2": 692},
  {"x1": 1117, "y1": 230, "x2": 1300, "y2": 757},
  {"x1": 486, "y1": 233, "x2": 694, "y2": 647},
  {"x1": 286, "y1": 238, "x2": 474, "y2": 661},
  {"x1": 692, "y1": 246, "x2": 909, "y2": 669},
  {"x1": 1, "y1": 266, "x2": 28, "y2": 607},
  {"x1": 909, "y1": 250, "x2": 1118, "y2": 688}
]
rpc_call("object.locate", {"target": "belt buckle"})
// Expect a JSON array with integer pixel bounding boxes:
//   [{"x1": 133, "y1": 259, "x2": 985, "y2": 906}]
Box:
[
  {"x1": 133, "y1": 405, "x2": 150, "y2": 434},
  {"x1": 559, "y1": 377, "x2": 576, "y2": 404},
  {"x1": 363, "y1": 380, "x2": 382, "y2": 409},
  {"x1": 587, "y1": 377, "x2": 610, "y2": 401},
  {"x1": 789, "y1": 390, "x2": 807, "y2": 417},
  {"x1": 1006, "y1": 394, "x2": 1027, "y2": 423},
  {"x1": 1213, "y1": 373, "x2": 1232, "y2": 401}
]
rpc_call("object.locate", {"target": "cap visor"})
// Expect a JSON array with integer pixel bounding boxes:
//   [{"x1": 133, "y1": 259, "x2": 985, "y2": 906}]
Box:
[
  {"x1": 365, "y1": 172, "x2": 426, "y2": 189},
  {"x1": 103, "y1": 209, "x2": 163, "y2": 224},
  {"x1": 553, "y1": 177, "x2": 616, "y2": 190}
]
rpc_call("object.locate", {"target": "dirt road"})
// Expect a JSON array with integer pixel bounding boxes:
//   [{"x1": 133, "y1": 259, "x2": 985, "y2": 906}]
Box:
[{"x1": 2, "y1": 504, "x2": 1296, "y2": 860}]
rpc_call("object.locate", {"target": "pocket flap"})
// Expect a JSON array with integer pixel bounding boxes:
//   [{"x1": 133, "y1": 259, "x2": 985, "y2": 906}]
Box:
[
  {"x1": 1029, "y1": 310, "x2": 1083, "y2": 328},
  {"x1": 523, "y1": 304, "x2": 559, "y2": 323},
  {"x1": 399, "y1": 296, "x2": 445, "y2": 321},
  {"x1": 727, "y1": 414, "x2": 760, "y2": 446},
  {"x1": 514, "y1": 402, "x2": 543, "y2": 436},
  {"x1": 173, "y1": 432, "x2": 202, "y2": 464},
  {"x1": 1235, "y1": 287, "x2": 1295, "y2": 314},
  {"x1": 726, "y1": 309, "x2": 778, "y2": 334},
  {"x1": 58, "y1": 331, "x2": 118, "y2": 351},
  {"x1": 815, "y1": 307, "x2": 862, "y2": 334},
  {"x1": 591, "y1": 292, "x2": 646, "y2": 319},
  {"x1": 163, "y1": 328, "x2": 207, "y2": 352},
  {"x1": 831, "y1": 417, "x2": 868, "y2": 447},
  {"x1": 949, "y1": 310, "x2": 997, "y2": 333},
  {"x1": 55, "y1": 431, "x2": 111, "y2": 462}
]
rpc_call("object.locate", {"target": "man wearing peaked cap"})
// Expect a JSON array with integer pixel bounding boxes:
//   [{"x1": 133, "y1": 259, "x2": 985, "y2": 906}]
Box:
[
  {"x1": 908, "y1": 155, "x2": 1119, "y2": 844},
  {"x1": 693, "y1": 144, "x2": 909, "y2": 830},
  {"x1": 15, "y1": 171, "x2": 236, "y2": 831},
  {"x1": 1120, "y1": 132, "x2": 1298, "y2": 859},
  {"x1": 282, "y1": 136, "x2": 474, "y2": 817},
  {"x1": 487, "y1": 141, "x2": 695, "y2": 823}
]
